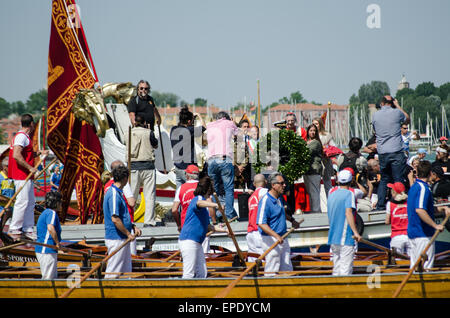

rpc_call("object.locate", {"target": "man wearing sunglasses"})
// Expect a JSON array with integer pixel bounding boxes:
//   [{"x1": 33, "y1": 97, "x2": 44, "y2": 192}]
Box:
[{"x1": 127, "y1": 80, "x2": 161, "y2": 131}]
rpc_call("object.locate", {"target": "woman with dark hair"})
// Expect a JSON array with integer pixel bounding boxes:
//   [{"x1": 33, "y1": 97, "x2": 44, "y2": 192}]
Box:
[
  {"x1": 304, "y1": 124, "x2": 323, "y2": 213},
  {"x1": 35, "y1": 191, "x2": 63, "y2": 279},
  {"x1": 312, "y1": 117, "x2": 336, "y2": 197},
  {"x1": 170, "y1": 105, "x2": 206, "y2": 188},
  {"x1": 178, "y1": 176, "x2": 227, "y2": 278}
]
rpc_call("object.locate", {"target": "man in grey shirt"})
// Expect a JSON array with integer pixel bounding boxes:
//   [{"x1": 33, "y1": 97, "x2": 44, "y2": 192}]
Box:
[{"x1": 371, "y1": 95, "x2": 410, "y2": 210}]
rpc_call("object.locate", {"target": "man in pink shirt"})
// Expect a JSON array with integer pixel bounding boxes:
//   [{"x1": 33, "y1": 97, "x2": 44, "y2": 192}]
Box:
[{"x1": 206, "y1": 111, "x2": 238, "y2": 220}]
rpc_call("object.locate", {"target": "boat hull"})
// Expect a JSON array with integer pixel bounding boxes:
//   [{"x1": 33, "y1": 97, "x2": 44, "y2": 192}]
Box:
[{"x1": 0, "y1": 271, "x2": 449, "y2": 298}]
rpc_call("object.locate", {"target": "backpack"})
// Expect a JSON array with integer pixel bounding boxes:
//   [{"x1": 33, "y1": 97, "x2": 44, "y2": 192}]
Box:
[{"x1": 339, "y1": 153, "x2": 358, "y2": 172}]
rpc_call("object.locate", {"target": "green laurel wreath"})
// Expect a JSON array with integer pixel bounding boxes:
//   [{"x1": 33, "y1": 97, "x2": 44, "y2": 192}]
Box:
[{"x1": 251, "y1": 129, "x2": 311, "y2": 184}]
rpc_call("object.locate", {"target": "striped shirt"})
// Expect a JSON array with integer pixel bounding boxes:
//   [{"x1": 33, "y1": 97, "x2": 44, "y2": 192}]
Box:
[
  {"x1": 35, "y1": 208, "x2": 61, "y2": 254},
  {"x1": 103, "y1": 184, "x2": 133, "y2": 240},
  {"x1": 256, "y1": 192, "x2": 287, "y2": 237},
  {"x1": 407, "y1": 179, "x2": 435, "y2": 238}
]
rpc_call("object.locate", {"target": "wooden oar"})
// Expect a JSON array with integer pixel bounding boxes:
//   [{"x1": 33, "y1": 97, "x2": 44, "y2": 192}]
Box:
[
  {"x1": 392, "y1": 214, "x2": 450, "y2": 298},
  {"x1": 355, "y1": 237, "x2": 409, "y2": 260},
  {"x1": 0, "y1": 242, "x2": 26, "y2": 252},
  {"x1": 215, "y1": 227, "x2": 297, "y2": 298},
  {"x1": 213, "y1": 193, "x2": 246, "y2": 266},
  {"x1": 59, "y1": 235, "x2": 135, "y2": 298},
  {"x1": 21, "y1": 239, "x2": 94, "y2": 256},
  {"x1": 157, "y1": 124, "x2": 167, "y2": 174}
]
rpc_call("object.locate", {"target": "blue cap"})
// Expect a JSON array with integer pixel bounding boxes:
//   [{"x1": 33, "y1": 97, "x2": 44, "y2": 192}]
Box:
[{"x1": 417, "y1": 148, "x2": 427, "y2": 154}]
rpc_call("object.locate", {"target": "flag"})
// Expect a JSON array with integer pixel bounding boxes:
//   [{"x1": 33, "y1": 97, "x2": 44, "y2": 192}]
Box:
[
  {"x1": 47, "y1": 0, "x2": 104, "y2": 224},
  {"x1": 321, "y1": 111, "x2": 327, "y2": 127}
]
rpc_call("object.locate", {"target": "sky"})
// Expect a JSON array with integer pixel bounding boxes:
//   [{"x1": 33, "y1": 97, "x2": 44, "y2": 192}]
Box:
[{"x1": 1, "y1": 0, "x2": 450, "y2": 109}]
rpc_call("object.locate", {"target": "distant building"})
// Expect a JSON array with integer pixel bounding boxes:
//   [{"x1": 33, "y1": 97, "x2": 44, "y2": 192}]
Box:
[
  {"x1": 0, "y1": 116, "x2": 20, "y2": 145},
  {"x1": 398, "y1": 74, "x2": 410, "y2": 90}
]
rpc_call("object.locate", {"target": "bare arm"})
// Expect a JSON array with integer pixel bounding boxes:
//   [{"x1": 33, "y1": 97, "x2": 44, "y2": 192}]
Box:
[
  {"x1": 111, "y1": 215, "x2": 135, "y2": 240},
  {"x1": 47, "y1": 224, "x2": 61, "y2": 249},
  {"x1": 129, "y1": 112, "x2": 136, "y2": 127},
  {"x1": 258, "y1": 223, "x2": 283, "y2": 243},
  {"x1": 154, "y1": 107, "x2": 161, "y2": 126},
  {"x1": 415, "y1": 208, "x2": 443, "y2": 231},
  {"x1": 13, "y1": 145, "x2": 37, "y2": 174},
  {"x1": 171, "y1": 201, "x2": 182, "y2": 231},
  {"x1": 346, "y1": 208, "x2": 361, "y2": 241},
  {"x1": 394, "y1": 99, "x2": 410, "y2": 125}
]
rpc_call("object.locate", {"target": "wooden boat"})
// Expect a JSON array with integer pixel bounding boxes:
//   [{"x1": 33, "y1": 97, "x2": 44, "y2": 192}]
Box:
[{"x1": 0, "y1": 269, "x2": 448, "y2": 298}]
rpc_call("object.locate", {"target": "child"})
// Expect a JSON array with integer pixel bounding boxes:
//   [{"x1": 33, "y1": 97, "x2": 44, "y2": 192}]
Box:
[{"x1": 385, "y1": 182, "x2": 410, "y2": 256}]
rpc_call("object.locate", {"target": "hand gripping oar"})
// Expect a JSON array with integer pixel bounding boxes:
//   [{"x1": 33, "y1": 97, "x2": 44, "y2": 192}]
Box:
[
  {"x1": 213, "y1": 193, "x2": 246, "y2": 266},
  {"x1": 392, "y1": 213, "x2": 450, "y2": 298},
  {"x1": 0, "y1": 155, "x2": 51, "y2": 220},
  {"x1": 59, "y1": 235, "x2": 135, "y2": 298},
  {"x1": 354, "y1": 236, "x2": 409, "y2": 260},
  {"x1": 215, "y1": 226, "x2": 298, "y2": 298}
]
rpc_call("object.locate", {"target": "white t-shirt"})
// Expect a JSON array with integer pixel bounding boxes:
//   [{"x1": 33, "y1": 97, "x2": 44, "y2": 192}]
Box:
[{"x1": 13, "y1": 132, "x2": 30, "y2": 147}]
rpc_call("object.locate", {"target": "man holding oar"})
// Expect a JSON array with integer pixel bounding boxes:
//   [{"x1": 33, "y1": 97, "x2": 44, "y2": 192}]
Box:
[
  {"x1": 8, "y1": 114, "x2": 48, "y2": 239},
  {"x1": 407, "y1": 160, "x2": 450, "y2": 270},
  {"x1": 257, "y1": 172, "x2": 301, "y2": 276},
  {"x1": 103, "y1": 165, "x2": 142, "y2": 279},
  {"x1": 35, "y1": 190, "x2": 62, "y2": 280}
]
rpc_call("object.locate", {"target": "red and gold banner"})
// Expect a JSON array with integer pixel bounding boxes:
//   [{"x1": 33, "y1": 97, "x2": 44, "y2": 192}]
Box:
[{"x1": 47, "y1": 0, "x2": 104, "y2": 224}]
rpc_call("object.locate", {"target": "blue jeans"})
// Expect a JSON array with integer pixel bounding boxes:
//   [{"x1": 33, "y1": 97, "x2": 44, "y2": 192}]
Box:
[
  {"x1": 207, "y1": 158, "x2": 237, "y2": 220},
  {"x1": 376, "y1": 150, "x2": 406, "y2": 210}
]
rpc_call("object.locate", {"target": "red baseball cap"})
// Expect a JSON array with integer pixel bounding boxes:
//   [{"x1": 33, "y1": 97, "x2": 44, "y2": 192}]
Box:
[
  {"x1": 185, "y1": 165, "x2": 199, "y2": 174},
  {"x1": 439, "y1": 136, "x2": 448, "y2": 141},
  {"x1": 343, "y1": 167, "x2": 355, "y2": 176},
  {"x1": 387, "y1": 182, "x2": 405, "y2": 194}
]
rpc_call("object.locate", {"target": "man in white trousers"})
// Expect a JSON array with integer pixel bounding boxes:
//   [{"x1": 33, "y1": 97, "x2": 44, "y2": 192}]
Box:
[
  {"x1": 327, "y1": 169, "x2": 362, "y2": 276},
  {"x1": 8, "y1": 114, "x2": 48, "y2": 238},
  {"x1": 103, "y1": 165, "x2": 141, "y2": 279},
  {"x1": 257, "y1": 172, "x2": 300, "y2": 276}
]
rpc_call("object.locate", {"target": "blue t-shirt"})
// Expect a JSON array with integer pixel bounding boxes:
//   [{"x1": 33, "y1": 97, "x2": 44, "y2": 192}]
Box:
[
  {"x1": 35, "y1": 208, "x2": 62, "y2": 254},
  {"x1": 407, "y1": 179, "x2": 435, "y2": 238},
  {"x1": 256, "y1": 192, "x2": 287, "y2": 237},
  {"x1": 179, "y1": 196, "x2": 211, "y2": 243},
  {"x1": 50, "y1": 172, "x2": 62, "y2": 191},
  {"x1": 103, "y1": 184, "x2": 133, "y2": 240},
  {"x1": 327, "y1": 188, "x2": 356, "y2": 246}
]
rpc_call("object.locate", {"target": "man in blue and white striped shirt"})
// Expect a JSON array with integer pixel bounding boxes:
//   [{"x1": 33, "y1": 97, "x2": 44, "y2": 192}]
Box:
[
  {"x1": 327, "y1": 170, "x2": 362, "y2": 276},
  {"x1": 407, "y1": 160, "x2": 450, "y2": 270},
  {"x1": 35, "y1": 191, "x2": 62, "y2": 280}
]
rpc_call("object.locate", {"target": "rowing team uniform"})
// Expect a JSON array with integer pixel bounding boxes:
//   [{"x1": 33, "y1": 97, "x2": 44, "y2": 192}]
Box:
[
  {"x1": 246, "y1": 187, "x2": 268, "y2": 262},
  {"x1": 386, "y1": 200, "x2": 410, "y2": 255}
]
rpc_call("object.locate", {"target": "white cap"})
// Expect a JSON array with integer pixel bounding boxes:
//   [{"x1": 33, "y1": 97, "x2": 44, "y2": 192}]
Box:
[{"x1": 338, "y1": 169, "x2": 353, "y2": 184}]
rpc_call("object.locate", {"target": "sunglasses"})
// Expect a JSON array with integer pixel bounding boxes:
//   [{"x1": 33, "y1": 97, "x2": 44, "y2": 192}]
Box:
[
  {"x1": 139, "y1": 87, "x2": 149, "y2": 91},
  {"x1": 273, "y1": 181, "x2": 286, "y2": 185}
]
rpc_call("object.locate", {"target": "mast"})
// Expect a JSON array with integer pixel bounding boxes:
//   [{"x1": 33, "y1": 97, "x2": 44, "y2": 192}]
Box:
[{"x1": 257, "y1": 79, "x2": 261, "y2": 128}]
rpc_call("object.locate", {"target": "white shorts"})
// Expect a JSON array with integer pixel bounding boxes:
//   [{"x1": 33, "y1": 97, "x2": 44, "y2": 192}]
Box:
[
  {"x1": 390, "y1": 234, "x2": 411, "y2": 256},
  {"x1": 261, "y1": 235, "x2": 292, "y2": 276},
  {"x1": 104, "y1": 238, "x2": 132, "y2": 279},
  {"x1": 409, "y1": 237, "x2": 435, "y2": 270},
  {"x1": 179, "y1": 239, "x2": 207, "y2": 279},
  {"x1": 246, "y1": 231, "x2": 263, "y2": 262},
  {"x1": 36, "y1": 253, "x2": 58, "y2": 280},
  {"x1": 330, "y1": 244, "x2": 355, "y2": 276}
]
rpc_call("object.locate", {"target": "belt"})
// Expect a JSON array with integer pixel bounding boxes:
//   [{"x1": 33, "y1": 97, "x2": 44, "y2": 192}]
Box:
[{"x1": 209, "y1": 155, "x2": 231, "y2": 161}]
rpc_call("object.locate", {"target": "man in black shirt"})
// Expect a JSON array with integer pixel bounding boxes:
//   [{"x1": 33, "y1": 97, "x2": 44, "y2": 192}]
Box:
[
  {"x1": 430, "y1": 165, "x2": 450, "y2": 201},
  {"x1": 127, "y1": 80, "x2": 161, "y2": 131}
]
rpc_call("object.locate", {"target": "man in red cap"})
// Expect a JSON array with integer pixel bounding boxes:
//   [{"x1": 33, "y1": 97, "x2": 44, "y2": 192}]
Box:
[
  {"x1": 385, "y1": 182, "x2": 410, "y2": 256},
  {"x1": 171, "y1": 164, "x2": 201, "y2": 231},
  {"x1": 439, "y1": 136, "x2": 449, "y2": 154}
]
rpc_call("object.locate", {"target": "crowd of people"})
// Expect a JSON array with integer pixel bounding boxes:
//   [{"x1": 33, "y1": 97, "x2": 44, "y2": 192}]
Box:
[{"x1": 3, "y1": 84, "x2": 450, "y2": 280}]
